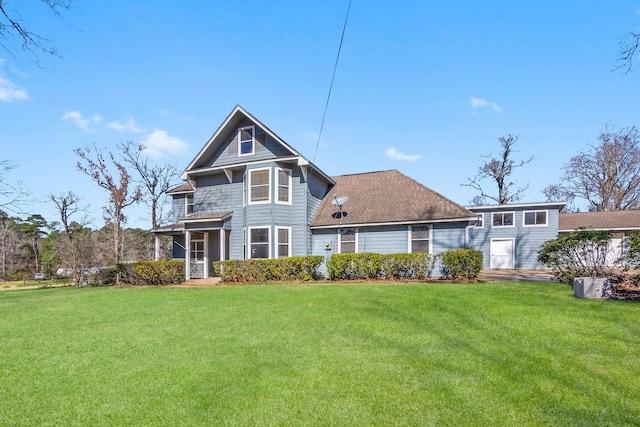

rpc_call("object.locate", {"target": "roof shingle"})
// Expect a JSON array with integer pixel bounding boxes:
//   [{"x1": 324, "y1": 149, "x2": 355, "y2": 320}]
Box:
[
  {"x1": 559, "y1": 210, "x2": 640, "y2": 231},
  {"x1": 310, "y1": 170, "x2": 476, "y2": 227}
]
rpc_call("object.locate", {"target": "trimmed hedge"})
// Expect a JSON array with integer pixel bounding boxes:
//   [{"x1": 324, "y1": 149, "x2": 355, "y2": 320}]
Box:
[
  {"x1": 214, "y1": 256, "x2": 324, "y2": 283},
  {"x1": 327, "y1": 252, "x2": 437, "y2": 280},
  {"x1": 439, "y1": 248, "x2": 483, "y2": 280},
  {"x1": 126, "y1": 260, "x2": 186, "y2": 286}
]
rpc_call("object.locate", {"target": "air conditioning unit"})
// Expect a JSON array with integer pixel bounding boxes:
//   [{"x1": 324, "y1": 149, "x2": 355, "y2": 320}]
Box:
[{"x1": 573, "y1": 277, "x2": 611, "y2": 299}]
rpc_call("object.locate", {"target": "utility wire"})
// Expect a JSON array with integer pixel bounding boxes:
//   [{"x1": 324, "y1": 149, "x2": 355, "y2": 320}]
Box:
[{"x1": 313, "y1": 0, "x2": 352, "y2": 163}]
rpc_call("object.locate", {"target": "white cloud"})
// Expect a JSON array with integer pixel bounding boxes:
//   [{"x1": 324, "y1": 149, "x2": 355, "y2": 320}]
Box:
[
  {"x1": 140, "y1": 129, "x2": 189, "y2": 158},
  {"x1": 385, "y1": 147, "x2": 421, "y2": 162},
  {"x1": 470, "y1": 96, "x2": 502, "y2": 113},
  {"x1": 0, "y1": 74, "x2": 28, "y2": 102},
  {"x1": 61, "y1": 111, "x2": 102, "y2": 130},
  {"x1": 107, "y1": 117, "x2": 146, "y2": 133}
]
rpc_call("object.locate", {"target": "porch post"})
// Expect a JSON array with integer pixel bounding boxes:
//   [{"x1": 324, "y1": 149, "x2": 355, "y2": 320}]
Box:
[
  {"x1": 203, "y1": 232, "x2": 210, "y2": 279},
  {"x1": 219, "y1": 229, "x2": 226, "y2": 278},
  {"x1": 154, "y1": 234, "x2": 160, "y2": 260},
  {"x1": 185, "y1": 231, "x2": 191, "y2": 281},
  {"x1": 219, "y1": 229, "x2": 225, "y2": 261}
]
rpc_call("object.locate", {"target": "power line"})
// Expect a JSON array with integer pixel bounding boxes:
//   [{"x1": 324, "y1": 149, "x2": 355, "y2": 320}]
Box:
[{"x1": 313, "y1": 0, "x2": 352, "y2": 163}]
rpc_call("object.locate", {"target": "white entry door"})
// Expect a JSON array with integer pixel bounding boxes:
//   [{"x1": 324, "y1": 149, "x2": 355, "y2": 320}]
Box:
[{"x1": 490, "y1": 239, "x2": 514, "y2": 269}]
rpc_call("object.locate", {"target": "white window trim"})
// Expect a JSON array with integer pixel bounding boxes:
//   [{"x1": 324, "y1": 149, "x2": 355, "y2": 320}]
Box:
[
  {"x1": 523, "y1": 210, "x2": 548, "y2": 227},
  {"x1": 238, "y1": 125, "x2": 255, "y2": 157},
  {"x1": 248, "y1": 226, "x2": 271, "y2": 259},
  {"x1": 275, "y1": 226, "x2": 292, "y2": 258},
  {"x1": 407, "y1": 224, "x2": 432, "y2": 253},
  {"x1": 275, "y1": 167, "x2": 292, "y2": 205},
  {"x1": 491, "y1": 211, "x2": 516, "y2": 228},
  {"x1": 242, "y1": 227, "x2": 247, "y2": 259},
  {"x1": 248, "y1": 167, "x2": 271, "y2": 205},
  {"x1": 475, "y1": 214, "x2": 484, "y2": 228},
  {"x1": 338, "y1": 228, "x2": 358, "y2": 254},
  {"x1": 242, "y1": 171, "x2": 247, "y2": 207}
]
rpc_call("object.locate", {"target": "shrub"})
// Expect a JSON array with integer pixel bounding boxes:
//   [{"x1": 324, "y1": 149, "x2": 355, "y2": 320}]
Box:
[
  {"x1": 537, "y1": 229, "x2": 615, "y2": 284},
  {"x1": 214, "y1": 256, "x2": 324, "y2": 283},
  {"x1": 327, "y1": 252, "x2": 437, "y2": 281},
  {"x1": 439, "y1": 248, "x2": 483, "y2": 280},
  {"x1": 127, "y1": 260, "x2": 186, "y2": 286}
]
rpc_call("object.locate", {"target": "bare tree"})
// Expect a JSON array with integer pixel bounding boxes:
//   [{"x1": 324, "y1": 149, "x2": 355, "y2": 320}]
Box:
[
  {"x1": 0, "y1": 0, "x2": 72, "y2": 63},
  {"x1": 75, "y1": 144, "x2": 142, "y2": 282},
  {"x1": 544, "y1": 125, "x2": 640, "y2": 211},
  {"x1": 49, "y1": 191, "x2": 95, "y2": 285},
  {"x1": 0, "y1": 160, "x2": 29, "y2": 212},
  {"x1": 118, "y1": 141, "x2": 178, "y2": 229},
  {"x1": 615, "y1": 31, "x2": 640, "y2": 74},
  {"x1": 463, "y1": 135, "x2": 533, "y2": 205}
]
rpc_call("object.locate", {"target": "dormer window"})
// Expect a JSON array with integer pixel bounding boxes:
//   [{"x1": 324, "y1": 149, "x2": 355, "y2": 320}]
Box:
[{"x1": 238, "y1": 125, "x2": 255, "y2": 156}]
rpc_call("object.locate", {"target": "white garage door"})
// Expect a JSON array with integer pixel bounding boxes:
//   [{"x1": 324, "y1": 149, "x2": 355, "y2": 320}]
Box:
[{"x1": 490, "y1": 239, "x2": 514, "y2": 269}]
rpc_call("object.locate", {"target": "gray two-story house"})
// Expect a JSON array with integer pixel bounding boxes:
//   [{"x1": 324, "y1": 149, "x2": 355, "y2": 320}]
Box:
[{"x1": 154, "y1": 105, "x2": 564, "y2": 279}]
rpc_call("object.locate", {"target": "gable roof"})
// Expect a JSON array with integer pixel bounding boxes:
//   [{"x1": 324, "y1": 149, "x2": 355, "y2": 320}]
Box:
[
  {"x1": 559, "y1": 210, "x2": 640, "y2": 231},
  {"x1": 310, "y1": 170, "x2": 478, "y2": 228},
  {"x1": 180, "y1": 105, "x2": 334, "y2": 185}
]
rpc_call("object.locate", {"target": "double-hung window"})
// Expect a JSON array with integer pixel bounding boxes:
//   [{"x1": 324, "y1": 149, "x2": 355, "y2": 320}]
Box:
[
  {"x1": 276, "y1": 168, "x2": 292, "y2": 204},
  {"x1": 185, "y1": 194, "x2": 194, "y2": 215},
  {"x1": 249, "y1": 168, "x2": 270, "y2": 204},
  {"x1": 238, "y1": 125, "x2": 255, "y2": 156},
  {"x1": 339, "y1": 229, "x2": 357, "y2": 254},
  {"x1": 410, "y1": 225, "x2": 430, "y2": 253},
  {"x1": 523, "y1": 210, "x2": 547, "y2": 226},
  {"x1": 249, "y1": 227, "x2": 270, "y2": 259},
  {"x1": 276, "y1": 227, "x2": 291, "y2": 258},
  {"x1": 492, "y1": 212, "x2": 515, "y2": 227}
]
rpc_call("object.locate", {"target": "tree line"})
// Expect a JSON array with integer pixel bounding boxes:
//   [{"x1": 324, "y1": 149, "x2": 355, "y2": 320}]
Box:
[{"x1": 0, "y1": 141, "x2": 177, "y2": 283}]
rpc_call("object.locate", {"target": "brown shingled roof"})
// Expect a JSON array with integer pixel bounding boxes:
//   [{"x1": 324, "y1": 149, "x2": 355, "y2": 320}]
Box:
[
  {"x1": 179, "y1": 212, "x2": 232, "y2": 222},
  {"x1": 559, "y1": 210, "x2": 640, "y2": 231},
  {"x1": 310, "y1": 170, "x2": 476, "y2": 228},
  {"x1": 167, "y1": 182, "x2": 193, "y2": 194}
]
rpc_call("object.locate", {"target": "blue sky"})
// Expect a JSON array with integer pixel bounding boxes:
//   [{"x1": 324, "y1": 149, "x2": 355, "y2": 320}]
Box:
[{"x1": 1, "y1": 0, "x2": 639, "y2": 229}]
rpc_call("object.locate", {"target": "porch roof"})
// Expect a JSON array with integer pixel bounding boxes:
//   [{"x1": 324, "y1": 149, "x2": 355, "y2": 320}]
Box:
[{"x1": 178, "y1": 211, "x2": 232, "y2": 223}]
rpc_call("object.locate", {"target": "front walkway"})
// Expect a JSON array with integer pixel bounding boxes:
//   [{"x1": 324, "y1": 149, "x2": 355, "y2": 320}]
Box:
[{"x1": 478, "y1": 269, "x2": 554, "y2": 282}]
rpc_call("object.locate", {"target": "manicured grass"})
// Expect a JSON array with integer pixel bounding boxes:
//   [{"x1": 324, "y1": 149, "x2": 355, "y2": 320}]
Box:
[{"x1": 0, "y1": 282, "x2": 638, "y2": 426}]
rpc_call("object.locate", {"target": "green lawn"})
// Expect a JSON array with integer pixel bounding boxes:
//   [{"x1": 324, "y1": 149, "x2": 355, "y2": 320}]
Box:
[{"x1": 0, "y1": 282, "x2": 638, "y2": 426}]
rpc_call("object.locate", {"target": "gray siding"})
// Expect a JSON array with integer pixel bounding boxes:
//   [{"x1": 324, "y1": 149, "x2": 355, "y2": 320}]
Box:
[
  {"x1": 469, "y1": 208, "x2": 559, "y2": 269},
  {"x1": 207, "y1": 119, "x2": 294, "y2": 168},
  {"x1": 171, "y1": 195, "x2": 185, "y2": 223},
  {"x1": 432, "y1": 223, "x2": 468, "y2": 253},
  {"x1": 195, "y1": 173, "x2": 235, "y2": 212},
  {"x1": 307, "y1": 170, "x2": 331, "y2": 254},
  {"x1": 357, "y1": 226, "x2": 408, "y2": 253},
  {"x1": 311, "y1": 223, "x2": 470, "y2": 277}
]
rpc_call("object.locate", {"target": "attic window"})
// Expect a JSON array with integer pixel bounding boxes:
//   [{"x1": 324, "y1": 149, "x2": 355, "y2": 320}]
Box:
[{"x1": 238, "y1": 125, "x2": 255, "y2": 156}]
